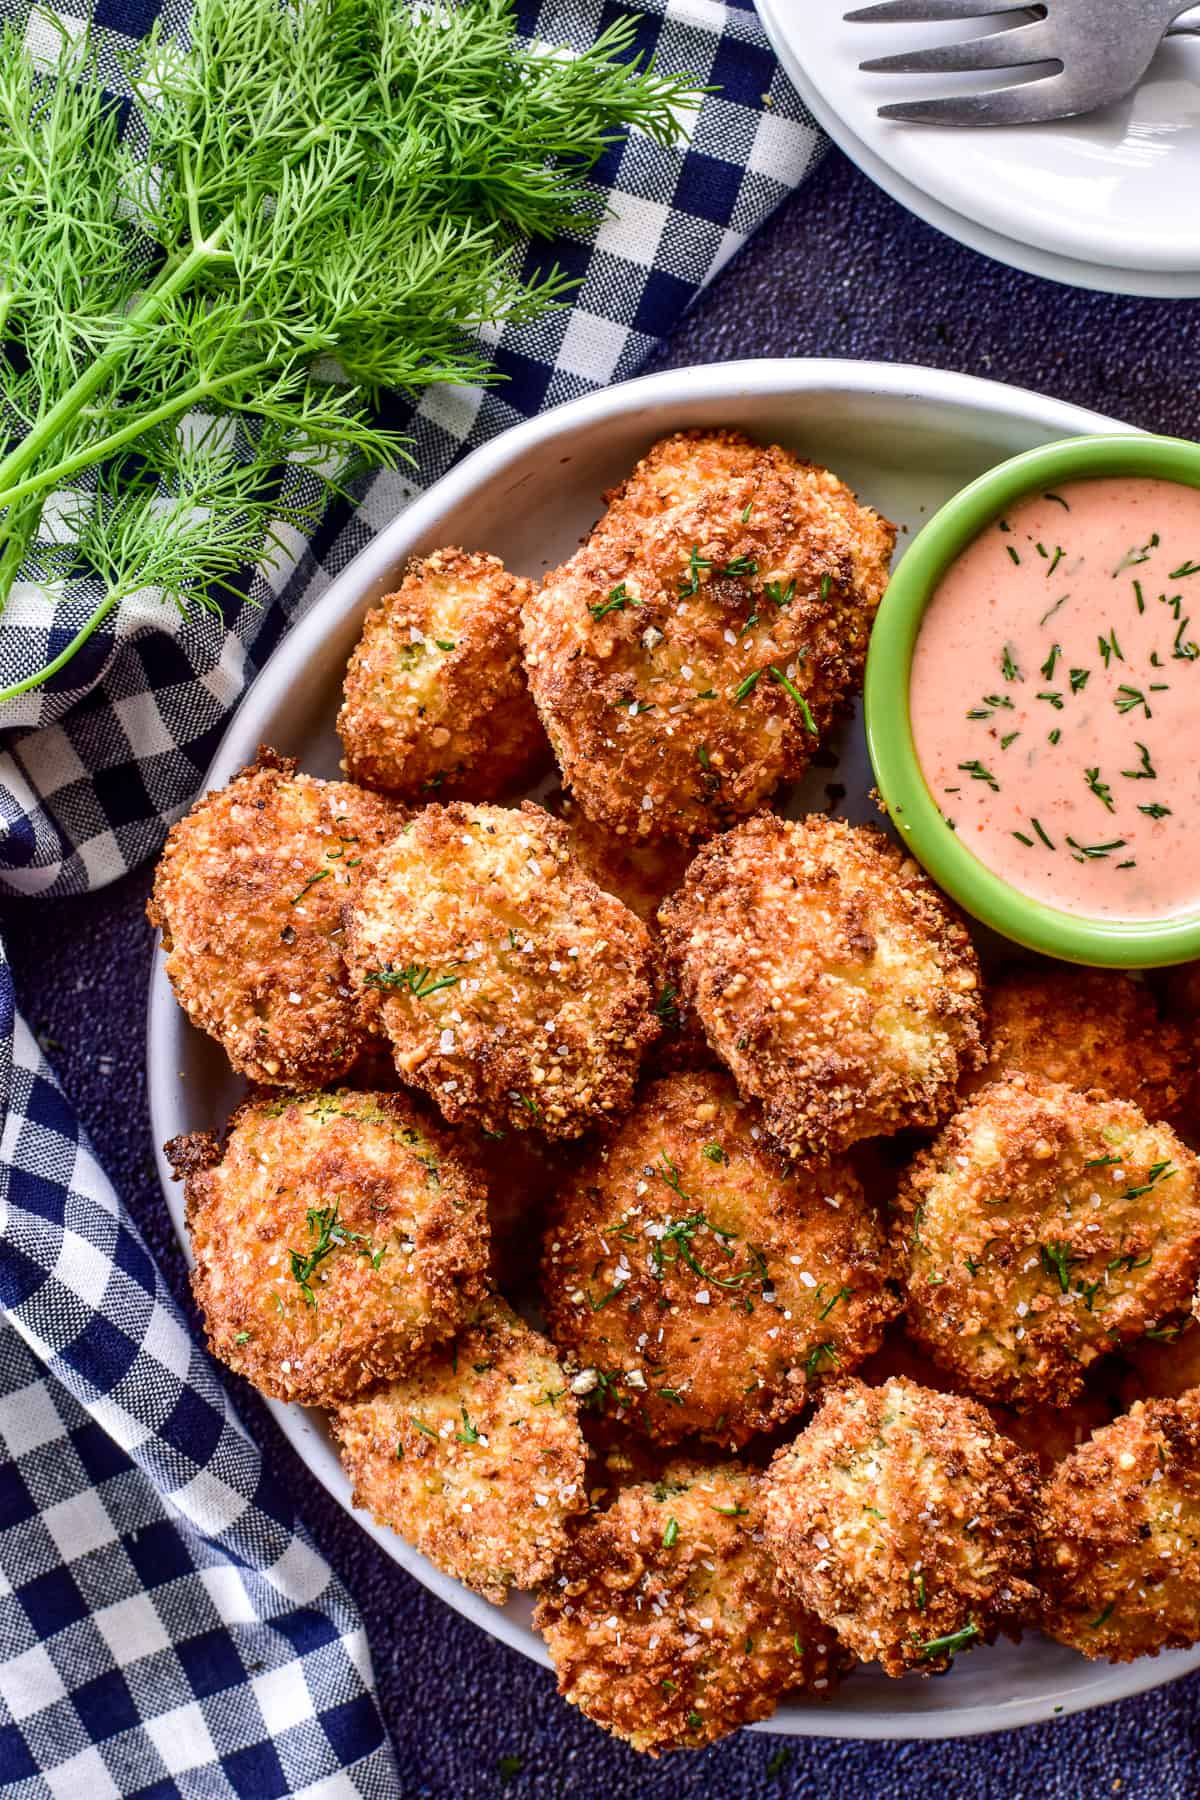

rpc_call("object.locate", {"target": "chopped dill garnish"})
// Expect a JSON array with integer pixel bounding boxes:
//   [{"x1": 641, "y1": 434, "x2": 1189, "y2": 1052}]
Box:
[
  {"x1": 289, "y1": 1202, "x2": 384, "y2": 1307},
  {"x1": 916, "y1": 1621, "x2": 979, "y2": 1661},
  {"x1": 768, "y1": 665, "x2": 817, "y2": 733},
  {"x1": 1112, "y1": 535, "x2": 1159, "y2": 576},
  {"x1": 1039, "y1": 1241, "x2": 1082, "y2": 1293},
  {"x1": 1121, "y1": 741, "x2": 1156, "y2": 779},
  {"x1": 957, "y1": 759, "x2": 999, "y2": 791},
  {"x1": 1121, "y1": 1161, "x2": 1175, "y2": 1200},
  {"x1": 290, "y1": 867, "x2": 331, "y2": 905},
  {"x1": 679, "y1": 545, "x2": 713, "y2": 596},
  {"x1": 1066, "y1": 837, "x2": 1126, "y2": 861},
  {"x1": 588, "y1": 582, "x2": 640, "y2": 620},
  {"x1": 364, "y1": 963, "x2": 460, "y2": 999},
  {"x1": 1084, "y1": 768, "x2": 1114, "y2": 812}
]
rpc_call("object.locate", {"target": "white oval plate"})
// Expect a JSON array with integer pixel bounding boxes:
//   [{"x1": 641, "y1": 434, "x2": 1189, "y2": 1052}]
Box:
[
  {"x1": 759, "y1": 0, "x2": 1200, "y2": 298},
  {"x1": 147, "y1": 358, "x2": 1200, "y2": 1739}
]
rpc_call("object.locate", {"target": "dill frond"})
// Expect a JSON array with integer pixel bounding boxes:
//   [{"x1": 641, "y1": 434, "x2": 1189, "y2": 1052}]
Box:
[{"x1": 0, "y1": 0, "x2": 700, "y2": 699}]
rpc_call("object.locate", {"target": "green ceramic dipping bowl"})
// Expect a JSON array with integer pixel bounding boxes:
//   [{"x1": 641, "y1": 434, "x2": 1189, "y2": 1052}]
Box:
[{"x1": 865, "y1": 431, "x2": 1200, "y2": 969}]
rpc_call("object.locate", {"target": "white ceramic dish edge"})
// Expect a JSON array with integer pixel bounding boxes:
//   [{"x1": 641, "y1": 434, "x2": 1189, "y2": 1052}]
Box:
[
  {"x1": 147, "y1": 358, "x2": 1200, "y2": 1739},
  {"x1": 757, "y1": 0, "x2": 1200, "y2": 301}
]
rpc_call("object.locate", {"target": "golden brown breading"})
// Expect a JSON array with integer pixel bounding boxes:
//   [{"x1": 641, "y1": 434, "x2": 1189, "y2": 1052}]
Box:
[
  {"x1": 533, "y1": 1460, "x2": 846, "y2": 1754},
  {"x1": 342, "y1": 801, "x2": 658, "y2": 1139},
  {"x1": 762, "y1": 1377, "x2": 1041, "y2": 1677},
  {"x1": 895, "y1": 1079, "x2": 1200, "y2": 1408},
  {"x1": 1039, "y1": 1393, "x2": 1200, "y2": 1661},
  {"x1": 658, "y1": 814, "x2": 984, "y2": 1158},
  {"x1": 542, "y1": 1071, "x2": 900, "y2": 1447},
  {"x1": 148, "y1": 749, "x2": 403, "y2": 1086},
  {"x1": 521, "y1": 430, "x2": 894, "y2": 844},
  {"x1": 966, "y1": 967, "x2": 1194, "y2": 1127},
  {"x1": 169, "y1": 1089, "x2": 489, "y2": 1406},
  {"x1": 336, "y1": 548, "x2": 548, "y2": 802},
  {"x1": 330, "y1": 1297, "x2": 585, "y2": 1604}
]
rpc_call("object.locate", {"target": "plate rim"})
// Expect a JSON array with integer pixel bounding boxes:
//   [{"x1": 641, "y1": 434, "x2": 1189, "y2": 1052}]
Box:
[
  {"x1": 757, "y1": 0, "x2": 1200, "y2": 300},
  {"x1": 145, "y1": 355, "x2": 1200, "y2": 1741}
]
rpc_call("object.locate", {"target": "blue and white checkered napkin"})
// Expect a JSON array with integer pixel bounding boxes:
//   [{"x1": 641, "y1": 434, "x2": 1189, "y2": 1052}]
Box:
[{"x1": 0, "y1": 1, "x2": 825, "y2": 1791}]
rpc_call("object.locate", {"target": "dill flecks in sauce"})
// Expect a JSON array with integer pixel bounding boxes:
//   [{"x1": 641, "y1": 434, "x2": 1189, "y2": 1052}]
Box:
[{"x1": 911, "y1": 477, "x2": 1200, "y2": 921}]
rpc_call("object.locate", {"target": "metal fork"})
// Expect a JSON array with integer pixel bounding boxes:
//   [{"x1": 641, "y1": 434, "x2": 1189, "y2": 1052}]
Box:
[{"x1": 846, "y1": 0, "x2": 1200, "y2": 126}]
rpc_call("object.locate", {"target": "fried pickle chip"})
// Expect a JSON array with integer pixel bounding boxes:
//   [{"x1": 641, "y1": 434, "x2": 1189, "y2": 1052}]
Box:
[
  {"x1": 658, "y1": 813, "x2": 984, "y2": 1157},
  {"x1": 542, "y1": 1071, "x2": 899, "y2": 1446},
  {"x1": 967, "y1": 967, "x2": 1193, "y2": 1126},
  {"x1": 343, "y1": 801, "x2": 658, "y2": 1139},
  {"x1": 148, "y1": 749, "x2": 403, "y2": 1086},
  {"x1": 533, "y1": 1460, "x2": 846, "y2": 1753},
  {"x1": 1039, "y1": 1394, "x2": 1200, "y2": 1661},
  {"x1": 331, "y1": 1298, "x2": 586, "y2": 1603},
  {"x1": 763, "y1": 1377, "x2": 1040, "y2": 1677},
  {"x1": 522, "y1": 429, "x2": 894, "y2": 843},
  {"x1": 169, "y1": 1088, "x2": 488, "y2": 1406},
  {"x1": 337, "y1": 548, "x2": 548, "y2": 801},
  {"x1": 895, "y1": 1079, "x2": 1200, "y2": 1407}
]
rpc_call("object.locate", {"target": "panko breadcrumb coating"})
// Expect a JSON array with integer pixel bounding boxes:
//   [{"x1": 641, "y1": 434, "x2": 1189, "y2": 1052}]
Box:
[
  {"x1": 542, "y1": 1071, "x2": 900, "y2": 1446},
  {"x1": 1039, "y1": 1394, "x2": 1200, "y2": 1661},
  {"x1": 148, "y1": 749, "x2": 403, "y2": 1086},
  {"x1": 168, "y1": 1089, "x2": 489, "y2": 1406},
  {"x1": 763, "y1": 1377, "x2": 1040, "y2": 1677},
  {"x1": 658, "y1": 813, "x2": 984, "y2": 1158},
  {"x1": 337, "y1": 548, "x2": 548, "y2": 801},
  {"x1": 967, "y1": 967, "x2": 1193, "y2": 1126},
  {"x1": 533, "y1": 1460, "x2": 845, "y2": 1754},
  {"x1": 343, "y1": 801, "x2": 658, "y2": 1139},
  {"x1": 331, "y1": 1298, "x2": 586, "y2": 1604},
  {"x1": 521, "y1": 429, "x2": 894, "y2": 843},
  {"x1": 895, "y1": 1079, "x2": 1200, "y2": 1408}
]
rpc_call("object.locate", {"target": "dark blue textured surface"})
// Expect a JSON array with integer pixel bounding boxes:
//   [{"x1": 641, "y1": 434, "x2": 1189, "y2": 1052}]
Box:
[{"x1": 6, "y1": 149, "x2": 1200, "y2": 1799}]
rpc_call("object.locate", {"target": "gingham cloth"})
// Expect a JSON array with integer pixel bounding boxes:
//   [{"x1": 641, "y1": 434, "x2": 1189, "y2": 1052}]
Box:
[{"x1": 0, "y1": 1, "x2": 825, "y2": 1792}]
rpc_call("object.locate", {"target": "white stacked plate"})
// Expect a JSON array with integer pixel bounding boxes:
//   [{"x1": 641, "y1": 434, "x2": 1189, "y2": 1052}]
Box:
[{"x1": 758, "y1": 0, "x2": 1200, "y2": 295}]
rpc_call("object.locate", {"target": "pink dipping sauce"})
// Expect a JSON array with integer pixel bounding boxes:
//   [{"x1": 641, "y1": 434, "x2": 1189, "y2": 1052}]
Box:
[{"x1": 911, "y1": 476, "x2": 1200, "y2": 921}]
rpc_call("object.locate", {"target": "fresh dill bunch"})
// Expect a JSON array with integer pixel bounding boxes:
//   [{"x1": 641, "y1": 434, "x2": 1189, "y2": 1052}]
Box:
[{"x1": 0, "y1": 0, "x2": 699, "y2": 701}]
